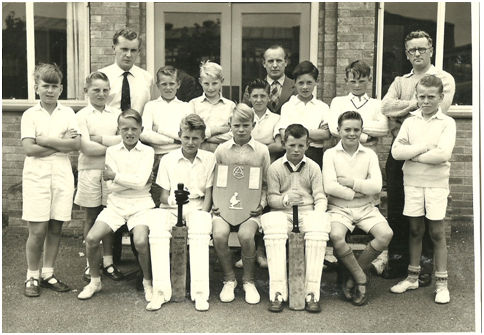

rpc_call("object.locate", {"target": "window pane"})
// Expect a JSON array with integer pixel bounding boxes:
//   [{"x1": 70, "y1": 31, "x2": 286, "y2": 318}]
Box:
[
  {"x1": 382, "y1": 3, "x2": 437, "y2": 96},
  {"x1": 2, "y1": 3, "x2": 27, "y2": 99},
  {"x1": 443, "y1": 2, "x2": 472, "y2": 105},
  {"x1": 34, "y1": 2, "x2": 68, "y2": 99}
]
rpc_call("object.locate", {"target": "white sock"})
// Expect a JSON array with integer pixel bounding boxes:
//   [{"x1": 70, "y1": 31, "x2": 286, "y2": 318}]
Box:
[
  {"x1": 143, "y1": 279, "x2": 152, "y2": 288},
  {"x1": 90, "y1": 276, "x2": 101, "y2": 285},
  {"x1": 41, "y1": 267, "x2": 57, "y2": 283},
  {"x1": 103, "y1": 256, "x2": 114, "y2": 268},
  {"x1": 26, "y1": 269, "x2": 40, "y2": 281}
]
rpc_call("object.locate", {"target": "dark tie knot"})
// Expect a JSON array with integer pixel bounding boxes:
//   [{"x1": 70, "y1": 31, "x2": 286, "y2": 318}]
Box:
[{"x1": 123, "y1": 72, "x2": 130, "y2": 78}]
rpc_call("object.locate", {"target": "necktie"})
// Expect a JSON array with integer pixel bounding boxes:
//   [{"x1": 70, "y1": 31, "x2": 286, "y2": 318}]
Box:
[
  {"x1": 270, "y1": 81, "x2": 281, "y2": 111},
  {"x1": 121, "y1": 72, "x2": 131, "y2": 111}
]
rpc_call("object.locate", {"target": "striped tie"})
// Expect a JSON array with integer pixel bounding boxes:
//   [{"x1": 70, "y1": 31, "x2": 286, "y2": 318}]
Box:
[{"x1": 270, "y1": 81, "x2": 281, "y2": 111}]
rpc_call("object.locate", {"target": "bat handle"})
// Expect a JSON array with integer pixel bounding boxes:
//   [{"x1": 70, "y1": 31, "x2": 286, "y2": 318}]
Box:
[
  {"x1": 292, "y1": 205, "x2": 299, "y2": 233},
  {"x1": 176, "y1": 183, "x2": 184, "y2": 227}
]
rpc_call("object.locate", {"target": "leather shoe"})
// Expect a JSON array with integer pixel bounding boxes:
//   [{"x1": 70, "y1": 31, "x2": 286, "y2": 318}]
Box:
[
  {"x1": 103, "y1": 264, "x2": 124, "y2": 281},
  {"x1": 352, "y1": 282, "x2": 368, "y2": 306},
  {"x1": 40, "y1": 275, "x2": 71, "y2": 292},
  {"x1": 419, "y1": 273, "x2": 432, "y2": 287},
  {"x1": 268, "y1": 293, "x2": 284, "y2": 313},
  {"x1": 24, "y1": 278, "x2": 40, "y2": 297},
  {"x1": 305, "y1": 293, "x2": 321, "y2": 313},
  {"x1": 342, "y1": 273, "x2": 354, "y2": 301}
]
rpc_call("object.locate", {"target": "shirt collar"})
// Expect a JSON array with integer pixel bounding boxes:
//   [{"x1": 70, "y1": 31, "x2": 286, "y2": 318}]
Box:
[
  {"x1": 266, "y1": 75, "x2": 285, "y2": 87},
  {"x1": 117, "y1": 140, "x2": 143, "y2": 152},
  {"x1": 404, "y1": 65, "x2": 436, "y2": 78},
  {"x1": 335, "y1": 140, "x2": 366, "y2": 155},
  {"x1": 282, "y1": 154, "x2": 307, "y2": 171},
  {"x1": 254, "y1": 109, "x2": 270, "y2": 122},
  {"x1": 174, "y1": 147, "x2": 202, "y2": 163},
  {"x1": 228, "y1": 137, "x2": 256, "y2": 150},
  {"x1": 156, "y1": 96, "x2": 181, "y2": 104},
  {"x1": 87, "y1": 103, "x2": 115, "y2": 114},
  {"x1": 295, "y1": 95, "x2": 317, "y2": 105},
  {"x1": 202, "y1": 93, "x2": 224, "y2": 104},
  {"x1": 349, "y1": 92, "x2": 369, "y2": 102},
  {"x1": 113, "y1": 62, "x2": 134, "y2": 77},
  {"x1": 410, "y1": 107, "x2": 445, "y2": 121},
  {"x1": 35, "y1": 101, "x2": 63, "y2": 113}
]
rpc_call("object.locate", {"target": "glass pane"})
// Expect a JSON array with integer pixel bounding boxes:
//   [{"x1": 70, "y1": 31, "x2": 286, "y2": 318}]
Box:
[
  {"x1": 382, "y1": 3, "x2": 437, "y2": 96},
  {"x1": 34, "y1": 2, "x2": 67, "y2": 99},
  {"x1": 241, "y1": 13, "x2": 300, "y2": 92},
  {"x1": 2, "y1": 3, "x2": 27, "y2": 99},
  {"x1": 165, "y1": 13, "x2": 221, "y2": 80},
  {"x1": 443, "y1": 2, "x2": 472, "y2": 105}
]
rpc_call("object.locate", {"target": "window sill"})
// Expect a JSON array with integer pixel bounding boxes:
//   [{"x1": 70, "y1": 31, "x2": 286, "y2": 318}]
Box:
[
  {"x1": 2, "y1": 100, "x2": 87, "y2": 113},
  {"x1": 447, "y1": 105, "x2": 473, "y2": 119}
]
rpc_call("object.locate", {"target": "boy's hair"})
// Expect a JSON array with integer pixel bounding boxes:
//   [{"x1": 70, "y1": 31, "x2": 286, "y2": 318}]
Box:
[
  {"x1": 337, "y1": 110, "x2": 364, "y2": 128},
  {"x1": 34, "y1": 63, "x2": 63, "y2": 85},
  {"x1": 345, "y1": 60, "x2": 371, "y2": 79},
  {"x1": 404, "y1": 30, "x2": 432, "y2": 48},
  {"x1": 416, "y1": 74, "x2": 444, "y2": 94},
  {"x1": 179, "y1": 113, "x2": 206, "y2": 138},
  {"x1": 230, "y1": 103, "x2": 254, "y2": 123},
  {"x1": 199, "y1": 60, "x2": 223, "y2": 81},
  {"x1": 118, "y1": 109, "x2": 142, "y2": 126},
  {"x1": 113, "y1": 28, "x2": 141, "y2": 48},
  {"x1": 247, "y1": 79, "x2": 270, "y2": 95},
  {"x1": 85, "y1": 71, "x2": 109, "y2": 88},
  {"x1": 292, "y1": 60, "x2": 318, "y2": 81},
  {"x1": 263, "y1": 45, "x2": 288, "y2": 60},
  {"x1": 284, "y1": 124, "x2": 309, "y2": 142},
  {"x1": 156, "y1": 65, "x2": 178, "y2": 84}
]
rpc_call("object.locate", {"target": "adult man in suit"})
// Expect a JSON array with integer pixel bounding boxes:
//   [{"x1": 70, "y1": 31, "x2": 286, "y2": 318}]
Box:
[{"x1": 242, "y1": 45, "x2": 296, "y2": 115}]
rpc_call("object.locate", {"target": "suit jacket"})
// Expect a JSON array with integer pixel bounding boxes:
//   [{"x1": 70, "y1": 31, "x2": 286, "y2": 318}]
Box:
[{"x1": 242, "y1": 76, "x2": 296, "y2": 115}]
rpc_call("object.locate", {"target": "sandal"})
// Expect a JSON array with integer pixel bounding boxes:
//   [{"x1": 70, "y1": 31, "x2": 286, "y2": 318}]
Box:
[
  {"x1": 40, "y1": 275, "x2": 71, "y2": 292},
  {"x1": 352, "y1": 282, "x2": 368, "y2": 306}
]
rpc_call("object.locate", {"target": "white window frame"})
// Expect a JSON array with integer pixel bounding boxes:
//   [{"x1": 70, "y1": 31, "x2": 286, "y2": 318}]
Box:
[
  {"x1": 376, "y1": 2, "x2": 477, "y2": 117},
  {"x1": 2, "y1": 2, "x2": 90, "y2": 112}
]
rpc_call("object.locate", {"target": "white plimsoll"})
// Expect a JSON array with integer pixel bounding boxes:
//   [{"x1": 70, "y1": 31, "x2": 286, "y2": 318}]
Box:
[
  {"x1": 146, "y1": 290, "x2": 166, "y2": 311},
  {"x1": 435, "y1": 286, "x2": 450, "y2": 304},
  {"x1": 371, "y1": 250, "x2": 388, "y2": 275},
  {"x1": 243, "y1": 282, "x2": 260, "y2": 304},
  {"x1": 390, "y1": 277, "x2": 419, "y2": 293},
  {"x1": 77, "y1": 282, "x2": 102, "y2": 300},
  {"x1": 219, "y1": 280, "x2": 237, "y2": 302}
]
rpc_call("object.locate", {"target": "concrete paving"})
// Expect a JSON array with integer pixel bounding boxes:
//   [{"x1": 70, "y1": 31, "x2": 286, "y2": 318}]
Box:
[{"x1": 2, "y1": 220, "x2": 477, "y2": 333}]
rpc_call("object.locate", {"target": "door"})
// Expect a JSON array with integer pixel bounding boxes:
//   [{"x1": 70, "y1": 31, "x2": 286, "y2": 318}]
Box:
[{"x1": 154, "y1": 3, "x2": 310, "y2": 102}]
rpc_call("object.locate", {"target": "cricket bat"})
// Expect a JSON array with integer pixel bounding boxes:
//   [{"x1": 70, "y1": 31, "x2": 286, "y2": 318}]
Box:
[
  {"x1": 288, "y1": 204, "x2": 305, "y2": 310},
  {"x1": 170, "y1": 183, "x2": 188, "y2": 302}
]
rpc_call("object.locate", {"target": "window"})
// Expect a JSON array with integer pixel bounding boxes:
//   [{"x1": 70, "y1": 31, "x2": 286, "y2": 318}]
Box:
[
  {"x1": 2, "y1": 2, "x2": 89, "y2": 102},
  {"x1": 377, "y1": 2, "x2": 473, "y2": 107}
]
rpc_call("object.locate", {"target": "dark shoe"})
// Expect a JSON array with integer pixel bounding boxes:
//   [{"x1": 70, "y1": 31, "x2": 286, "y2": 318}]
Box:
[
  {"x1": 268, "y1": 293, "x2": 284, "y2": 313},
  {"x1": 103, "y1": 264, "x2": 124, "y2": 281},
  {"x1": 305, "y1": 293, "x2": 321, "y2": 313},
  {"x1": 82, "y1": 267, "x2": 91, "y2": 283},
  {"x1": 419, "y1": 273, "x2": 432, "y2": 287},
  {"x1": 382, "y1": 262, "x2": 407, "y2": 279},
  {"x1": 40, "y1": 275, "x2": 71, "y2": 292},
  {"x1": 24, "y1": 278, "x2": 40, "y2": 297},
  {"x1": 342, "y1": 273, "x2": 354, "y2": 301},
  {"x1": 352, "y1": 282, "x2": 368, "y2": 306}
]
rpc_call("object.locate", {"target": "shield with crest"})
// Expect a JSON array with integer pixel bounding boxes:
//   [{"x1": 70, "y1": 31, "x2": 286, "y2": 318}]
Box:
[{"x1": 212, "y1": 164, "x2": 262, "y2": 226}]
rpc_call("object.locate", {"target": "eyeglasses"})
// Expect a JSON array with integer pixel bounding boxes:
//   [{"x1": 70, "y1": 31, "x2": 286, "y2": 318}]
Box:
[{"x1": 406, "y1": 48, "x2": 431, "y2": 55}]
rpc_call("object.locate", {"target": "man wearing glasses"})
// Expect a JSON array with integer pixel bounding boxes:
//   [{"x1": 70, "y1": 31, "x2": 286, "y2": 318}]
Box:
[{"x1": 380, "y1": 30, "x2": 455, "y2": 282}]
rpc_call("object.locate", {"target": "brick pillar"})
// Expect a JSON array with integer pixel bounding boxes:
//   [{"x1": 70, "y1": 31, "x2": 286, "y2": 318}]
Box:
[{"x1": 318, "y1": 2, "x2": 338, "y2": 105}]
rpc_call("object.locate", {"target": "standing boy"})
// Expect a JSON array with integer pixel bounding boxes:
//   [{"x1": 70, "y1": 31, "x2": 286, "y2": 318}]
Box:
[
  {"x1": 389, "y1": 75, "x2": 455, "y2": 304},
  {"x1": 323, "y1": 111, "x2": 393, "y2": 306},
  {"x1": 261, "y1": 124, "x2": 330, "y2": 313},
  {"x1": 21, "y1": 63, "x2": 80, "y2": 297}
]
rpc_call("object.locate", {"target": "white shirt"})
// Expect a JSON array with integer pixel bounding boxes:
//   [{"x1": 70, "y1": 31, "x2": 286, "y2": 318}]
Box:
[
  {"x1": 156, "y1": 148, "x2": 216, "y2": 208},
  {"x1": 277, "y1": 95, "x2": 330, "y2": 148},
  {"x1": 141, "y1": 97, "x2": 190, "y2": 154},
  {"x1": 189, "y1": 93, "x2": 235, "y2": 139},
  {"x1": 99, "y1": 63, "x2": 153, "y2": 115},
  {"x1": 252, "y1": 109, "x2": 280, "y2": 145}
]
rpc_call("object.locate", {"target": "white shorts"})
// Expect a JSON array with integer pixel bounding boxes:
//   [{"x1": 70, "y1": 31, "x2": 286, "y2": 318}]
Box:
[
  {"x1": 328, "y1": 204, "x2": 387, "y2": 233},
  {"x1": 74, "y1": 169, "x2": 109, "y2": 207},
  {"x1": 96, "y1": 195, "x2": 155, "y2": 232},
  {"x1": 403, "y1": 185, "x2": 449, "y2": 221},
  {"x1": 22, "y1": 155, "x2": 74, "y2": 222}
]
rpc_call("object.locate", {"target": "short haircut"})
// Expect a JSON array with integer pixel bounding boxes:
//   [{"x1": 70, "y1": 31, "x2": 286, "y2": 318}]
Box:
[
  {"x1": 34, "y1": 63, "x2": 63, "y2": 85},
  {"x1": 292, "y1": 60, "x2": 318, "y2": 81},
  {"x1": 284, "y1": 124, "x2": 309, "y2": 142},
  {"x1": 179, "y1": 113, "x2": 206, "y2": 137},
  {"x1": 112, "y1": 28, "x2": 141, "y2": 48},
  {"x1": 263, "y1": 45, "x2": 288, "y2": 60},
  {"x1": 230, "y1": 103, "x2": 254, "y2": 123},
  {"x1": 416, "y1": 74, "x2": 444, "y2": 94},
  {"x1": 156, "y1": 65, "x2": 178, "y2": 84},
  {"x1": 337, "y1": 110, "x2": 364, "y2": 128},
  {"x1": 118, "y1": 108, "x2": 142, "y2": 126},
  {"x1": 199, "y1": 60, "x2": 223, "y2": 81},
  {"x1": 345, "y1": 60, "x2": 371, "y2": 79},
  {"x1": 85, "y1": 71, "x2": 109, "y2": 89},
  {"x1": 404, "y1": 30, "x2": 433, "y2": 48},
  {"x1": 247, "y1": 79, "x2": 270, "y2": 95}
]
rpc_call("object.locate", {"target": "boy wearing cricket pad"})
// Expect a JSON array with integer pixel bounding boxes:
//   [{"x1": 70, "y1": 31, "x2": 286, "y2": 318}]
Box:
[
  {"x1": 21, "y1": 63, "x2": 81, "y2": 297},
  {"x1": 212, "y1": 104, "x2": 271, "y2": 305},
  {"x1": 390, "y1": 75, "x2": 455, "y2": 304},
  {"x1": 147, "y1": 113, "x2": 215, "y2": 312},
  {"x1": 78, "y1": 109, "x2": 155, "y2": 302},
  {"x1": 261, "y1": 124, "x2": 330, "y2": 313},
  {"x1": 323, "y1": 111, "x2": 393, "y2": 306}
]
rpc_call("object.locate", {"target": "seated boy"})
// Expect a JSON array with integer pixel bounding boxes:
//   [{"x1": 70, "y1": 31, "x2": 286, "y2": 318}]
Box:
[
  {"x1": 261, "y1": 124, "x2": 330, "y2": 313},
  {"x1": 323, "y1": 111, "x2": 393, "y2": 306},
  {"x1": 212, "y1": 104, "x2": 270, "y2": 304},
  {"x1": 189, "y1": 61, "x2": 235, "y2": 152},
  {"x1": 147, "y1": 114, "x2": 216, "y2": 312},
  {"x1": 389, "y1": 75, "x2": 455, "y2": 304},
  {"x1": 78, "y1": 109, "x2": 155, "y2": 302}
]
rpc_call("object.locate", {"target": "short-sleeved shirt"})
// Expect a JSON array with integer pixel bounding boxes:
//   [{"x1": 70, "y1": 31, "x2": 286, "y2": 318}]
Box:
[
  {"x1": 99, "y1": 63, "x2": 153, "y2": 115},
  {"x1": 156, "y1": 148, "x2": 216, "y2": 208},
  {"x1": 252, "y1": 109, "x2": 280, "y2": 145},
  {"x1": 21, "y1": 102, "x2": 79, "y2": 159},
  {"x1": 76, "y1": 104, "x2": 121, "y2": 170},
  {"x1": 277, "y1": 95, "x2": 330, "y2": 148}
]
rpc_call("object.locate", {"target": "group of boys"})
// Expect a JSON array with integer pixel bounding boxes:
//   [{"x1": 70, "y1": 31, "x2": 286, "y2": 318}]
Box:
[{"x1": 20, "y1": 28, "x2": 456, "y2": 314}]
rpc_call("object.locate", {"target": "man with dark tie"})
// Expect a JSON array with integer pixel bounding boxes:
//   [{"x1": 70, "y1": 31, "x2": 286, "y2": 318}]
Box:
[
  {"x1": 243, "y1": 45, "x2": 296, "y2": 115},
  {"x1": 100, "y1": 28, "x2": 153, "y2": 114}
]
